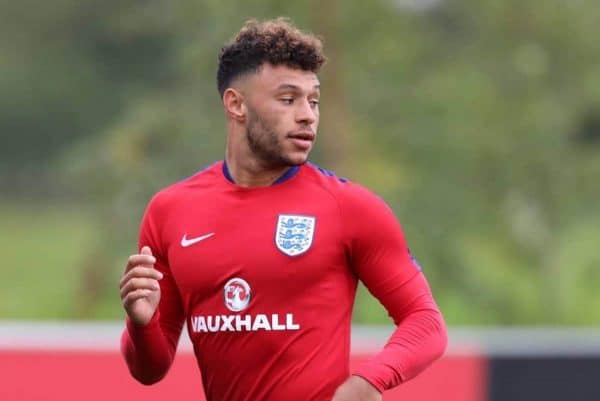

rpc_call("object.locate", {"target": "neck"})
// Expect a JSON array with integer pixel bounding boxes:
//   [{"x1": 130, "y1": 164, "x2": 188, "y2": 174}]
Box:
[{"x1": 225, "y1": 147, "x2": 291, "y2": 188}]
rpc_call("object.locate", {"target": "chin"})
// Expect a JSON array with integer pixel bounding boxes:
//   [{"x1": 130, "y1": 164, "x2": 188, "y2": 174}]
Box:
[{"x1": 284, "y1": 152, "x2": 309, "y2": 166}]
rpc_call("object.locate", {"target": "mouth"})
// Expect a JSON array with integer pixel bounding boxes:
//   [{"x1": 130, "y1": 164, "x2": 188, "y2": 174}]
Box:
[
  {"x1": 287, "y1": 131, "x2": 315, "y2": 150},
  {"x1": 288, "y1": 131, "x2": 315, "y2": 141}
]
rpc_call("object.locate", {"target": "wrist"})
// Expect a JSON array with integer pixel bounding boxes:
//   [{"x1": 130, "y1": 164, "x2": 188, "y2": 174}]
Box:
[
  {"x1": 127, "y1": 310, "x2": 159, "y2": 330},
  {"x1": 351, "y1": 375, "x2": 381, "y2": 395}
]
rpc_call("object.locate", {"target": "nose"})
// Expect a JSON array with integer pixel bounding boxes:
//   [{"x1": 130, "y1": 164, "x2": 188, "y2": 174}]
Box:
[{"x1": 295, "y1": 98, "x2": 317, "y2": 125}]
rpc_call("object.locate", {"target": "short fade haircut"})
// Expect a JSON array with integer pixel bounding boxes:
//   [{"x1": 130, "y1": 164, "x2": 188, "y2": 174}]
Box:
[{"x1": 217, "y1": 18, "x2": 327, "y2": 97}]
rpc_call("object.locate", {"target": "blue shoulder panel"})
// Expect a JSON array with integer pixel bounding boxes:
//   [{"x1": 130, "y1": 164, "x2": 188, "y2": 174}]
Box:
[{"x1": 307, "y1": 162, "x2": 348, "y2": 183}]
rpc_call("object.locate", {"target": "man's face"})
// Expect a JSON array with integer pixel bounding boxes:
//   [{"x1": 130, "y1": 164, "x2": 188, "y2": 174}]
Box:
[{"x1": 242, "y1": 63, "x2": 320, "y2": 167}]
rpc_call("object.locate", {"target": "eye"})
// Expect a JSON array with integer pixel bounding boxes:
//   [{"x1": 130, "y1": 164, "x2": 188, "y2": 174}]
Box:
[
  {"x1": 280, "y1": 98, "x2": 294, "y2": 105},
  {"x1": 309, "y1": 100, "x2": 320, "y2": 108}
]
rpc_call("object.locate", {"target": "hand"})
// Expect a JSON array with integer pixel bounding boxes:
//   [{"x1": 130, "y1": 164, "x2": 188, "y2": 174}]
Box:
[
  {"x1": 331, "y1": 376, "x2": 381, "y2": 401},
  {"x1": 119, "y1": 246, "x2": 163, "y2": 326}
]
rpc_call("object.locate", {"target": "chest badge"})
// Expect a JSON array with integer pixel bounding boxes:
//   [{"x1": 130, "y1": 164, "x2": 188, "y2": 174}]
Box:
[{"x1": 275, "y1": 214, "x2": 316, "y2": 256}]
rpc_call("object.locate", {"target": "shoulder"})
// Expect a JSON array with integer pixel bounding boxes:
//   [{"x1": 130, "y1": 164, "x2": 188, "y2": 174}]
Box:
[
  {"x1": 303, "y1": 165, "x2": 407, "y2": 255},
  {"x1": 302, "y1": 162, "x2": 387, "y2": 212}
]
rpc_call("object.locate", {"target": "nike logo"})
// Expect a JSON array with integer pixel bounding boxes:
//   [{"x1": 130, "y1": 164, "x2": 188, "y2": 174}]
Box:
[{"x1": 181, "y1": 232, "x2": 215, "y2": 247}]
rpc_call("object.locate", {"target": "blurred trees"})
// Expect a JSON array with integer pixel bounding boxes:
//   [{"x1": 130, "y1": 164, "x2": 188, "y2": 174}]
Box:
[{"x1": 2, "y1": 0, "x2": 599, "y2": 324}]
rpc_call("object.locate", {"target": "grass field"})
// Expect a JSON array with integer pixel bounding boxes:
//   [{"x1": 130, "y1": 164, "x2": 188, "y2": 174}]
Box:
[{"x1": 0, "y1": 202, "x2": 97, "y2": 319}]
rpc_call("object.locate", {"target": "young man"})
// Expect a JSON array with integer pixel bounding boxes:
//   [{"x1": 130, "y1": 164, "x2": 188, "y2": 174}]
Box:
[{"x1": 119, "y1": 18, "x2": 447, "y2": 401}]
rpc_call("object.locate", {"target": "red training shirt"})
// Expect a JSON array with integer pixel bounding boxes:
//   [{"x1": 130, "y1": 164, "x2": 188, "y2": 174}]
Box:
[{"x1": 121, "y1": 161, "x2": 447, "y2": 401}]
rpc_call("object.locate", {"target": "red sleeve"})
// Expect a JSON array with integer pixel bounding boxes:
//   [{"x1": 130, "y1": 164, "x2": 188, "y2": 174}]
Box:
[
  {"x1": 340, "y1": 184, "x2": 447, "y2": 392},
  {"x1": 120, "y1": 193, "x2": 185, "y2": 385}
]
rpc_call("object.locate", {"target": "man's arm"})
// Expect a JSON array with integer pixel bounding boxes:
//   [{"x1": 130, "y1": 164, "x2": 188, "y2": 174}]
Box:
[
  {"x1": 332, "y1": 275, "x2": 445, "y2": 400},
  {"x1": 120, "y1": 196, "x2": 185, "y2": 385},
  {"x1": 337, "y1": 184, "x2": 447, "y2": 395},
  {"x1": 352, "y1": 272, "x2": 446, "y2": 391}
]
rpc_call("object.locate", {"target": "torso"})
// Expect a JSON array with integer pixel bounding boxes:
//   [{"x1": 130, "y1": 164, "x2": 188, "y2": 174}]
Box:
[{"x1": 156, "y1": 162, "x2": 358, "y2": 401}]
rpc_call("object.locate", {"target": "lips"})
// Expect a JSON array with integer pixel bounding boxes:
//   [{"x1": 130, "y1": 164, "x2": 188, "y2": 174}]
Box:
[
  {"x1": 288, "y1": 131, "x2": 315, "y2": 141},
  {"x1": 288, "y1": 131, "x2": 315, "y2": 150}
]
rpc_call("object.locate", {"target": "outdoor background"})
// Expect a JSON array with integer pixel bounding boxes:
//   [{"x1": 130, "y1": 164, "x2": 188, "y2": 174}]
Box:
[{"x1": 1, "y1": 0, "x2": 599, "y2": 327}]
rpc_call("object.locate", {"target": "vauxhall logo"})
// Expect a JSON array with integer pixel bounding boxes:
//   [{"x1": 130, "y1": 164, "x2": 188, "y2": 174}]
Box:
[
  {"x1": 224, "y1": 277, "x2": 251, "y2": 312},
  {"x1": 190, "y1": 277, "x2": 300, "y2": 333}
]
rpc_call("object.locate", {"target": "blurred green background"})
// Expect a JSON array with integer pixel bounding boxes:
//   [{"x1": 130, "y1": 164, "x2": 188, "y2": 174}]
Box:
[{"x1": 1, "y1": 0, "x2": 599, "y2": 325}]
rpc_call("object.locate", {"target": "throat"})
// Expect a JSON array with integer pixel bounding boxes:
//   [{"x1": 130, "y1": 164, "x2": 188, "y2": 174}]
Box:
[{"x1": 223, "y1": 160, "x2": 299, "y2": 187}]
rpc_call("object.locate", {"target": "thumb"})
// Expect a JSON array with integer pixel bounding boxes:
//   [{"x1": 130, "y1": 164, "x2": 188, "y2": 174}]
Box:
[{"x1": 140, "y1": 245, "x2": 153, "y2": 256}]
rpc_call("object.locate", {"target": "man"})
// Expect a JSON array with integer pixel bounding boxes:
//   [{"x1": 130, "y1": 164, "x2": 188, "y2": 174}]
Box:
[{"x1": 120, "y1": 18, "x2": 447, "y2": 401}]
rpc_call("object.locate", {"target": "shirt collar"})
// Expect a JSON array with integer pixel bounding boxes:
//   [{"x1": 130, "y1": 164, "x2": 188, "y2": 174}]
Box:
[{"x1": 222, "y1": 161, "x2": 301, "y2": 185}]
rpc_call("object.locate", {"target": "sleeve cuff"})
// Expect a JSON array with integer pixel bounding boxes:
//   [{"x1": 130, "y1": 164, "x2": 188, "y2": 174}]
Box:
[
  {"x1": 126, "y1": 311, "x2": 161, "y2": 340},
  {"x1": 351, "y1": 368, "x2": 388, "y2": 393}
]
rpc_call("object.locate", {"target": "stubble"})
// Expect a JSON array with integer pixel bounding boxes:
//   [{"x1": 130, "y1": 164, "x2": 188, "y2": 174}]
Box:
[{"x1": 246, "y1": 107, "x2": 294, "y2": 168}]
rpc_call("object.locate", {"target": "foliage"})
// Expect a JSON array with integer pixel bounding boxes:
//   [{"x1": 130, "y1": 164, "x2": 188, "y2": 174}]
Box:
[{"x1": 2, "y1": 0, "x2": 599, "y2": 324}]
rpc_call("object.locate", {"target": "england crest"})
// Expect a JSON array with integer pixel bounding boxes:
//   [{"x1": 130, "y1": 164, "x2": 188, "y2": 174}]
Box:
[{"x1": 275, "y1": 214, "x2": 316, "y2": 256}]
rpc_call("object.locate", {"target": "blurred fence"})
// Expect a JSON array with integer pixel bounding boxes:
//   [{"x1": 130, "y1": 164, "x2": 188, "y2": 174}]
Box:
[{"x1": 1, "y1": 322, "x2": 599, "y2": 401}]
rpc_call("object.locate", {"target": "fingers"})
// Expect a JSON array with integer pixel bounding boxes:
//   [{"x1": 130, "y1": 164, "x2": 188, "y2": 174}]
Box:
[
  {"x1": 120, "y1": 266, "x2": 163, "y2": 288},
  {"x1": 125, "y1": 253, "x2": 156, "y2": 273},
  {"x1": 120, "y1": 247, "x2": 163, "y2": 303},
  {"x1": 124, "y1": 245, "x2": 154, "y2": 273},
  {"x1": 119, "y1": 276, "x2": 161, "y2": 299},
  {"x1": 122, "y1": 288, "x2": 154, "y2": 307},
  {"x1": 140, "y1": 246, "x2": 153, "y2": 256}
]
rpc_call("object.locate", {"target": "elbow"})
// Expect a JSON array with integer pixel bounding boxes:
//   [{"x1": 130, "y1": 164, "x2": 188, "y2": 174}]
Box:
[
  {"x1": 130, "y1": 367, "x2": 168, "y2": 386},
  {"x1": 432, "y1": 310, "x2": 449, "y2": 361},
  {"x1": 437, "y1": 325, "x2": 449, "y2": 360},
  {"x1": 415, "y1": 307, "x2": 448, "y2": 363},
  {"x1": 120, "y1": 330, "x2": 174, "y2": 386},
  {"x1": 135, "y1": 376, "x2": 165, "y2": 386}
]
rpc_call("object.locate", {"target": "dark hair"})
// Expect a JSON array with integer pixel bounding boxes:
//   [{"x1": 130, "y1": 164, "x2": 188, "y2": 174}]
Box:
[{"x1": 217, "y1": 18, "x2": 327, "y2": 97}]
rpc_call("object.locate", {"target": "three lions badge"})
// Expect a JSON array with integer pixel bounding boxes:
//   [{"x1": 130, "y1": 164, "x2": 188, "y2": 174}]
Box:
[{"x1": 275, "y1": 214, "x2": 316, "y2": 256}]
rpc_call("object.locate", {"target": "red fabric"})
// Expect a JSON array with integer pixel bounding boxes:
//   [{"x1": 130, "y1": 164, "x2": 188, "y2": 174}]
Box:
[
  {"x1": 353, "y1": 274, "x2": 447, "y2": 391},
  {"x1": 121, "y1": 162, "x2": 447, "y2": 400}
]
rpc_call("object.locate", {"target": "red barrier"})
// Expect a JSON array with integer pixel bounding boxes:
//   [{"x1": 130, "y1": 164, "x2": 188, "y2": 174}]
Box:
[{"x1": 0, "y1": 350, "x2": 486, "y2": 401}]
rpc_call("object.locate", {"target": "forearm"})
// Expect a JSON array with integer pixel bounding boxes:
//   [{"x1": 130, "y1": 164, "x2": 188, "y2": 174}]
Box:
[
  {"x1": 353, "y1": 303, "x2": 447, "y2": 392},
  {"x1": 120, "y1": 312, "x2": 177, "y2": 385}
]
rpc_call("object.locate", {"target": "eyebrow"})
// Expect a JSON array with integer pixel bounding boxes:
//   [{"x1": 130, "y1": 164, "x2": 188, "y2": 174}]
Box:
[{"x1": 276, "y1": 83, "x2": 321, "y2": 92}]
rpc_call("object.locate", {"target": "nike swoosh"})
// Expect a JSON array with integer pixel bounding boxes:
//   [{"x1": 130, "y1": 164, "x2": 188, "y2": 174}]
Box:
[{"x1": 181, "y1": 232, "x2": 215, "y2": 247}]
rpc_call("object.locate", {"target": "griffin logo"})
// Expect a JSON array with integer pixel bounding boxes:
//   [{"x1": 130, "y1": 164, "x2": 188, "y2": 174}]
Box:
[{"x1": 224, "y1": 278, "x2": 251, "y2": 312}]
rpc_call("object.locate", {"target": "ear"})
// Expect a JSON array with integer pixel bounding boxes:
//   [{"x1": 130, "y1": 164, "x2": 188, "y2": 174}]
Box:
[{"x1": 223, "y1": 88, "x2": 247, "y2": 122}]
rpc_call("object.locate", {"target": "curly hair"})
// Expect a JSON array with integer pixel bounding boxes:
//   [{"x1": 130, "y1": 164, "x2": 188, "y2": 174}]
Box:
[{"x1": 217, "y1": 18, "x2": 327, "y2": 97}]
